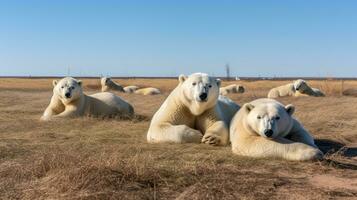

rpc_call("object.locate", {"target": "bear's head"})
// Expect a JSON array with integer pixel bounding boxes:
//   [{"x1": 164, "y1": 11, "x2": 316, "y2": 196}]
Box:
[
  {"x1": 294, "y1": 79, "x2": 310, "y2": 93},
  {"x1": 243, "y1": 100, "x2": 295, "y2": 138},
  {"x1": 53, "y1": 77, "x2": 83, "y2": 104},
  {"x1": 236, "y1": 85, "x2": 245, "y2": 93},
  {"x1": 178, "y1": 73, "x2": 220, "y2": 115},
  {"x1": 101, "y1": 77, "x2": 111, "y2": 86}
]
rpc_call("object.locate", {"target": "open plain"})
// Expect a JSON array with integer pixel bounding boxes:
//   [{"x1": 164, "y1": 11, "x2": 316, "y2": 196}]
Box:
[{"x1": 0, "y1": 78, "x2": 356, "y2": 199}]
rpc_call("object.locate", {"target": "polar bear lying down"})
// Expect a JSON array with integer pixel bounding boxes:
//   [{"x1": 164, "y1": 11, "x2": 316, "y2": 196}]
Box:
[
  {"x1": 101, "y1": 77, "x2": 125, "y2": 92},
  {"x1": 220, "y1": 84, "x2": 245, "y2": 95},
  {"x1": 101, "y1": 77, "x2": 142, "y2": 94},
  {"x1": 124, "y1": 85, "x2": 140, "y2": 93},
  {"x1": 135, "y1": 87, "x2": 161, "y2": 95},
  {"x1": 268, "y1": 79, "x2": 325, "y2": 98},
  {"x1": 230, "y1": 98, "x2": 323, "y2": 161},
  {"x1": 101, "y1": 77, "x2": 161, "y2": 95},
  {"x1": 147, "y1": 73, "x2": 240, "y2": 146},
  {"x1": 41, "y1": 77, "x2": 134, "y2": 121}
]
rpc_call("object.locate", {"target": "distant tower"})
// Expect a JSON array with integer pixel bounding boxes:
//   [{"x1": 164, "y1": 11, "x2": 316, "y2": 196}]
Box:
[{"x1": 225, "y1": 63, "x2": 231, "y2": 80}]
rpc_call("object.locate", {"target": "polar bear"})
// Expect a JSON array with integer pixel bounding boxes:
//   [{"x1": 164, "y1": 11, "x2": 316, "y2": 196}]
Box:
[
  {"x1": 230, "y1": 98, "x2": 323, "y2": 161},
  {"x1": 343, "y1": 88, "x2": 357, "y2": 97},
  {"x1": 101, "y1": 77, "x2": 125, "y2": 92},
  {"x1": 147, "y1": 73, "x2": 240, "y2": 146},
  {"x1": 293, "y1": 79, "x2": 325, "y2": 97},
  {"x1": 220, "y1": 84, "x2": 245, "y2": 95},
  {"x1": 135, "y1": 87, "x2": 161, "y2": 95},
  {"x1": 41, "y1": 77, "x2": 134, "y2": 121},
  {"x1": 123, "y1": 85, "x2": 139, "y2": 93},
  {"x1": 267, "y1": 79, "x2": 325, "y2": 98}
]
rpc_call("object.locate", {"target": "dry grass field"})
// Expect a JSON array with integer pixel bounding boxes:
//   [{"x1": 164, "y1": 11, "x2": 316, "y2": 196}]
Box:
[{"x1": 0, "y1": 78, "x2": 356, "y2": 199}]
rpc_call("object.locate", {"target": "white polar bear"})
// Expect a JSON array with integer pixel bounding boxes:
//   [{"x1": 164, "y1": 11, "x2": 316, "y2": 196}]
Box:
[
  {"x1": 268, "y1": 79, "x2": 325, "y2": 98},
  {"x1": 220, "y1": 84, "x2": 245, "y2": 95},
  {"x1": 135, "y1": 87, "x2": 161, "y2": 95},
  {"x1": 124, "y1": 85, "x2": 139, "y2": 93},
  {"x1": 230, "y1": 98, "x2": 323, "y2": 161},
  {"x1": 41, "y1": 77, "x2": 134, "y2": 121},
  {"x1": 101, "y1": 77, "x2": 125, "y2": 92},
  {"x1": 293, "y1": 79, "x2": 325, "y2": 97},
  {"x1": 147, "y1": 73, "x2": 240, "y2": 146}
]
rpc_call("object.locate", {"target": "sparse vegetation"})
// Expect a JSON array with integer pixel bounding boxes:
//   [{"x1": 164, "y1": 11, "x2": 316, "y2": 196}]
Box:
[{"x1": 0, "y1": 78, "x2": 356, "y2": 199}]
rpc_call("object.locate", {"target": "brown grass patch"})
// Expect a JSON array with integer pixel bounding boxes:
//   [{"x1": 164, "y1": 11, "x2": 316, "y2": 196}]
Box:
[{"x1": 0, "y1": 78, "x2": 356, "y2": 199}]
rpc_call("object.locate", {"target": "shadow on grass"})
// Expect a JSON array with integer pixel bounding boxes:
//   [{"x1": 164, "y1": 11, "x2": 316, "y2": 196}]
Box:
[
  {"x1": 315, "y1": 139, "x2": 357, "y2": 170},
  {"x1": 315, "y1": 139, "x2": 344, "y2": 154},
  {"x1": 315, "y1": 139, "x2": 357, "y2": 157}
]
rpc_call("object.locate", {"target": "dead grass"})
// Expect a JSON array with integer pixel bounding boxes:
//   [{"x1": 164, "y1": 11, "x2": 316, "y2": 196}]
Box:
[{"x1": 0, "y1": 78, "x2": 356, "y2": 199}]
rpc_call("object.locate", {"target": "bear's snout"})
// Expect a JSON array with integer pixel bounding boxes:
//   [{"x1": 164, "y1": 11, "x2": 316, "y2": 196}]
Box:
[
  {"x1": 199, "y1": 93, "x2": 208, "y2": 101},
  {"x1": 65, "y1": 92, "x2": 71, "y2": 98},
  {"x1": 264, "y1": 129, "x2": 274, "y2": 137}
]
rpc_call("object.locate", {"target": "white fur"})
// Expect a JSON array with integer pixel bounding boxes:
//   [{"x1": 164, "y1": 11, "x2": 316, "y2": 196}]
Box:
[
  {"x1": 220, "y1": 84, "x2": 245, "y2": 95},
  {"x1": 101, "y1": 77, "x2": 125, "y2": 92},
  {"x1": 147, "y1": 73, "x2": 240, "y2": 146},
  {"x1": 41, "y1": 77, "x2": 134, "y2": 121},
  {"x1": 230, "y1": 98, "x2": 323, "y2": 161},
  {"x1": 123, "y1": 85, "x2": 139, "y2": 93},
  {"x1": 135, "y1": 87, "x2": 161, "y2": 95},
  {"x1": 268, "y1": 79, "x2": 325, "y2": 98}
]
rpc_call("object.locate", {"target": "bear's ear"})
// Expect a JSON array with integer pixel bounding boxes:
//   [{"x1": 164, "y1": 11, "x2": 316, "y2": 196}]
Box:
[
  {"x1": 216, "y1": 79, "x2": 221, "y2": 87},
  {"x1": 77, "y1": 80, "x2": 82, "y2": 86},
  {"x1": 244, "y1": 103, "x2": 254, "y2": 113},
  {"x1": 52, "y1": 80, "x2": 58, "y2": 87},
  {"x1": 285, "y1": 104, "x2": 295, "y2": 116},
  {"x1": 179, "y1": 74, "x2": 187, "y2": 83}
]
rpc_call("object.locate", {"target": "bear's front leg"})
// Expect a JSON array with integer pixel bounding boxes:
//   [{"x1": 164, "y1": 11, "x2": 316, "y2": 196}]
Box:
[
  {"x1": 176, "y1": 125, "x2": 204, "y2": 143},
  {"x1": 40, "y1": 96, "x2": 65, "y2": 121},
  {"x1": 41, "y1": 107, "x2": 57, "y2": 121},
  {"x1": 202, "y1": 121, "x2": 229, "y2": 146},
  {"x1": 236, "y1": 136, "x2": 322, "y2": 161},
  {"x1": 53, "y1": 106, "x2": 79, "y2": 119},
  {"x1": 288, "y1": 119, "x2": 319, "y2": 148},
  {"x1": 148, "y1": 123, "x2": 203, "y2": 143}
]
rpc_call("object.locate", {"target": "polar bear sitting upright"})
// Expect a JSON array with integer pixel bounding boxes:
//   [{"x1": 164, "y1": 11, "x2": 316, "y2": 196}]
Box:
[
  {"x1": 41, "y1": 77, "x2": 134, "y2": 121},
  {"x1": 147, "y1": 73, "x2": 240, "y2": 146},
  {"x1": 101, "y1": 77, "x2": 125, "y2": 92},
  {"x1": 230, "y1": 98, "x2": 322, "y2": 161},
  {"x1": 267, "y1": 79, "x2": 325, "y2": 98},
  {"x1": 220, "y1": 84, "x2": 245, "y2": 95}
]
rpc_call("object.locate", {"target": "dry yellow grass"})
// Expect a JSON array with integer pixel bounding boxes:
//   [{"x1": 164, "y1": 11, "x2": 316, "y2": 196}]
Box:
[{"x1": 0, "y1": 78, "x2": 356, "y2": 199}]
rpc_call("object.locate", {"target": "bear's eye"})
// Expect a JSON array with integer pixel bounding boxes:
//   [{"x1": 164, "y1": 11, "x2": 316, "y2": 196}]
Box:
[
  {"x1": 275, "y1": 116, "x2": 280, "y2": 120},
  {"x1": 257, "y1": 116, "x2": 262, "y2": 119},
  {"x1": 61, "y1": 86, "x2": 64, "y2": 89},
  {"x1": 71, "y1": 86, "x2": 75, "y2": 89},
  {"x1": 192, "y1": 82, "x2": 197, "y2": 86},
  {"x1": 208, "y1": 84, "x2": 212, "y2": 88}
]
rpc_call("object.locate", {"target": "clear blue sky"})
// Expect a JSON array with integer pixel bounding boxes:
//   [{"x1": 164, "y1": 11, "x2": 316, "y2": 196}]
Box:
[{"x1": 1, "y1": 0, "x2": 357, "y2": 77}]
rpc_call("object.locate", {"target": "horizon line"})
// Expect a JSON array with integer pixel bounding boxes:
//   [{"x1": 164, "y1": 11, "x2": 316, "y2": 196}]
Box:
[{"x1": 0, "y1": 75, "x2": 356, "y2": 81}]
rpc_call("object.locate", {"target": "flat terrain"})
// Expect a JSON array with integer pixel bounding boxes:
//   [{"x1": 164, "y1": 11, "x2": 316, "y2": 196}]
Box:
[{"x1": 0, "y1": 78, "x2": 356, "y2": 200}]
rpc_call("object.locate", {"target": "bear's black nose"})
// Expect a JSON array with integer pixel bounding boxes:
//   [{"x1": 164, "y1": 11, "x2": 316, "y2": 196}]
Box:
[
  {"x1": 264, "y1": 129, "x2": 274, "y2": 137},
  {"x1": 199, "y1": 93, "x2": 208, "y2": 101},
  {"x1": 65, "y1": 92, "x2": 71, "y2": 98}
]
